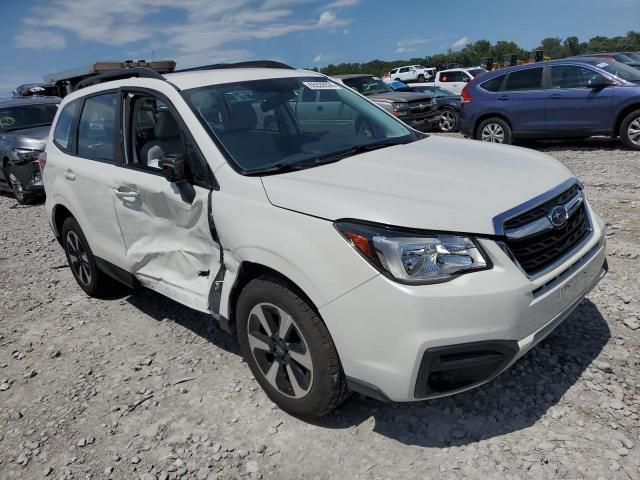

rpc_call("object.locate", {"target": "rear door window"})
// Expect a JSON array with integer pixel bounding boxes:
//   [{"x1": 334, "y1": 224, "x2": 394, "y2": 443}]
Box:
[
  {"x1": 53, "y1": 100, "x2": 79, "y2": 152},
  {"x1": 440, "y1": 71, "x2": 467, "y2": 82},
  {"x1": 77, "y1": 93, "x2": 118, "y2": 162},
  {"x1": 505, "y1": 68, "x2": 543, "y2": 91}
]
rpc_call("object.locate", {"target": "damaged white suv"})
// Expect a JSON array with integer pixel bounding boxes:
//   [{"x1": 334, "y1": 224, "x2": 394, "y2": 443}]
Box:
[{"x1": 43, "y1": 61, "x2": 607, "y2": 417}]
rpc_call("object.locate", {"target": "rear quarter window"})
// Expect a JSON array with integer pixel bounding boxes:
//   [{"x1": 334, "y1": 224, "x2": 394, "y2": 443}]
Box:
[
  {"x1": 481, "y1": 75, "x2": 505, "y2": 92},
  {"x1": 53, "y1": 101, "x2": 80, "y2": 152}
]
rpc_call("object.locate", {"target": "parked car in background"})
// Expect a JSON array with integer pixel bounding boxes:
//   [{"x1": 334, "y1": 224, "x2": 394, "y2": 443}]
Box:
[
  {"x1": 43, "y1": 61, "x2": 607, "y2": 417},
  {"x1": 387, "y1": 65, "x2": 435, "y2": 83},
  {"x1": 333, "y1": 74, "x2": 440, "y2": 131},
  {"x1": 459, "y1": 58, "x2": 640, "y2": 150},
  {"x1": 388, "y1": 83, "x2": 462, "y2": 132},
  {"x1": 0, "y1": 97, "x2": 59, "y2": 203},
  {"x1": 434, "y1": 67, "x2": 487, "y2": 95},
  {"x1": 407, "y1": 85, "x2": 461, "y2": 132},
  {"x1": 576, "y1": 53, "x2": 640, "y2": 70}
]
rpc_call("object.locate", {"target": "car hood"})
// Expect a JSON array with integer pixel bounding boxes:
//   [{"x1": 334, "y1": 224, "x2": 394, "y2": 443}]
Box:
[
  {"x1": 261, "y1": 136, "x2": 575, "y2": 235},
  {"x1": 366, "y1": 91, "x2": 434, "y2": 103},
  {"x1": 3, "y1": 125, "x2": 51, "y2": 150}
]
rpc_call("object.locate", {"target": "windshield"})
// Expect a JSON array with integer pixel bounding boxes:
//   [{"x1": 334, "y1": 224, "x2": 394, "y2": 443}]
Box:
[
  {"x1": 341, "y1": 76, "x2": 392, "y2": 96},
  {"x1": 0, "y1": 104, "x2": 58, "y2": 132},
  {"x1": 184, "y1": 76, "x2": 417, "y2": 175},
  {"x1": 623, "y1": 52, "x2": 640, "y2": 61},
  {"x1": 583, "y1": 59, "x2": 640, "y2": 82}
]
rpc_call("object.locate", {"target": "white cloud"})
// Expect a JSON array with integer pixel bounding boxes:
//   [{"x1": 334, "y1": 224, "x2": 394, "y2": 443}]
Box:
[
  {"x1": 452, "y1": 36, "x2": 470, "y2": 50},
  {"x1": 313, "y1": 53, "x2": 324, "y2": 63},
  {"x1": 16, "y1": 0, "x2": 358, "y2": 68},
  {"x1": 325, "y1": 0, "x2": 360, "y2": 8},
  {"x1": 14, "y1": 30, "x2": 67, "y2": 49},
  {"x1": 395, "y1": 37, "x2": 434, "y2": 55}
]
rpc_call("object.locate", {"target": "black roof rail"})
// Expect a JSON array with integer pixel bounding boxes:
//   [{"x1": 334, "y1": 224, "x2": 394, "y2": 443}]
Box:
[
  {"x1": 75, "y1": 67, "x2": 166, "y2": 91},
  {"x1": 174, "y1": 60, "x2": 294, "y2": 73}
]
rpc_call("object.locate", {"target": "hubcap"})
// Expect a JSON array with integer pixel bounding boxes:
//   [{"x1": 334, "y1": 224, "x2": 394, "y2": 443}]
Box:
[
  {"x1": 629, "y1": 117, "x2": 640, "y2": 146},
  {"x1": 8, "y1": 173, "x2": 24, "y2": 201},
  {"x1": 66, "y1": 231, "x2": 92, "y2": 286},
  {"x1": 247, "y1": 303, "x2": 313, "y2": 399},
  {"x1": 440, "y1": 110, "x2": 457, "y2": 132},
  {"x1": 481, "y1": 123, "x2": 505, "y2": 143}
]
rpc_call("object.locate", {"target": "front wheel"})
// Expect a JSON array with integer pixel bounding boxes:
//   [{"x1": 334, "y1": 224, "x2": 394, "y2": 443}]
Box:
[
  {"x1": 476, "y1": 117, "x2": 512, "y2": 144},
  {"x1": 8, "y1": 171, "x2": 35, "y2": 205},
  {"x1": 61, "y1": 217, "x2": 117, "y2": 297},
  {"x1": 620, "y1": 109, "x2": 640, "y2": 150},
  {"x1": 237, "y1": 276, "x2": 348, "y2": 417},
  {"x1": 439, "y1": 108, "x2": 459, "y2": 133},
  {"x1": 417, "y1": 74, "x2": 425, "y2": 83}
]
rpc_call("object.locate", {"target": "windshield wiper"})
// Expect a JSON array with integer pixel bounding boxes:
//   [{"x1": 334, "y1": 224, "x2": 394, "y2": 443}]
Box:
[{"x1": 243, "y1": 140, "x2": 404, "y2": 176}]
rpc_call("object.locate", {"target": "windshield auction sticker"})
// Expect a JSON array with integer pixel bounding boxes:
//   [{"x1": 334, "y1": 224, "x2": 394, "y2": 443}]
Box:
[{"x1": 303, "y1": 81, "x2": 342, "y2": 90}]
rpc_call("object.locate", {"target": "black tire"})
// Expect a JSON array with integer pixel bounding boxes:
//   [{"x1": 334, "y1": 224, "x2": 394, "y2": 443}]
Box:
[
  {"x1": 7, "y1": 169, "x2": 35, "y2": 205},
  {"x1": 439, "y1": 107, "x2": 459, "y2": 133},
  {"x1": 417, "y1": 74, "x2": 425, "y2": 83},
  {"x1": 619, "y1": 109, "x2": 640, "y2": 150},
  {"x1": 237, "y1": 275, "x2": 348, "y2": 417},
  {"x1": 476, "y1": 117, "x2": 513, "y2": 144},
  {"x1": 394, "y1": 78, "x2": 401, "y2": 82},
  {"x1": 61, "y1": 217, "x2": 116, "y2": 297}
]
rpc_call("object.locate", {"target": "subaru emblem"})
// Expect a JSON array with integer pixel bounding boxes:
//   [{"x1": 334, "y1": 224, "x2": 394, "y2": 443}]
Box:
[{"x1": 548, "y1": 205, "x2": 568, "y2": 227}]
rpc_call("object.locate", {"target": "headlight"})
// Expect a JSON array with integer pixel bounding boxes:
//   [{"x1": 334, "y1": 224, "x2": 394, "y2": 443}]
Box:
[
  {"x1": 12, "y1": 148, "x2": 42, "y2": 164},
  {"x1": 335, "y1": 221, "x2": 490, "y2": 284},
  {"x1": 392, "y1": 102, "x2": 409, "y2": 117}
]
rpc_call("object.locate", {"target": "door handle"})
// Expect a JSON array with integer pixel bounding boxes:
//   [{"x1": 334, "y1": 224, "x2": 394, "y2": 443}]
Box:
[
  {"x1": 64, "y1": 169, "x2": 76, "y2": 181},
  {"x1": 498, "y1": 95, "x2": 510, "y2": 101},
  {"x1": 113, "y1": 187, "x2": 140, "y2": 201},
  {"x1": 549, "y1": 94, "x2": 562, "y2": 99}
]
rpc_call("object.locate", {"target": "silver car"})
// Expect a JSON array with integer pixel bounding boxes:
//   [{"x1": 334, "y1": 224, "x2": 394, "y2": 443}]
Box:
[{"x1": 0, "y1": 97, "x2": 59, "y2": 204}]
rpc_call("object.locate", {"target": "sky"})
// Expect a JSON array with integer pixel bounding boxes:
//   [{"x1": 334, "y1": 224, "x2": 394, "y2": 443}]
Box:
[{"x1": 0, "y1": 0, "x2": 638, "y2": 96}]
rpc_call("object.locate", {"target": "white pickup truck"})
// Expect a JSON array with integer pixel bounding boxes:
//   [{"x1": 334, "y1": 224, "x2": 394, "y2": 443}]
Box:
[{"x1": 433, "y1": 67, "x2": 487, "y2": 95}]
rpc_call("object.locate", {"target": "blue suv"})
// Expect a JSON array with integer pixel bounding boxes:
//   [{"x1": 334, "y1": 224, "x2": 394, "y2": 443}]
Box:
[{"x1": 459, "y1": 58, "x2": 640, "y2": 150}]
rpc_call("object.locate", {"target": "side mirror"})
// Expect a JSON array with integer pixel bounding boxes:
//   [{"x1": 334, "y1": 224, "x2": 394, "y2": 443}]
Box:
[
  {"x1": 588, "y1": 77, "x2": 612, "y2": 89},
  {"x1": 159, "y1": 153, "x2": 186, "y2": 183},
  {"x1": 158, "y1": 153, "x2": 196, "y2": 204}
]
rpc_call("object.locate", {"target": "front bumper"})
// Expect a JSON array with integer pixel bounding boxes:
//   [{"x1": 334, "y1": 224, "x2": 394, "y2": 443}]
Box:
[
  {"x1": 9, "y1": 160, "x2": 44, "y2": 193},
  {"x1": 402, "y1": 110, "x2": 441, "y2": 131},
  {"x1": 320, "y1": 206, "x2": 607, "y2": 402}
]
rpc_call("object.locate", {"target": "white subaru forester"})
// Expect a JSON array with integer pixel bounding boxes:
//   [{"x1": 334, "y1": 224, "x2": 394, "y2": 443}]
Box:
[{"x1": 42, "y1": 61, "x2": 607, "y2": 417}]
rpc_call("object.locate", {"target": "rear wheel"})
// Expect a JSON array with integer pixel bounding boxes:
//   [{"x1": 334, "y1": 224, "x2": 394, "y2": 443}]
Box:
[
  {"x1": 620, "y1": 109, "x2": 640, "y2": 150},
  {"x1": 476, "y1": 117, "x2": 512, "y2": 144},
  {"x1": 439, "y1": 108, "x2": 459, "y2": 133},
  {"x1": 237, "y1": 276, "x2": 348, "y2": 417},
  {"x1": 417, "y1": 74, "x2": 425, "y2": 83},
  {"x1": 61, "y1": 217, "x2": 116, "y2": 297}
]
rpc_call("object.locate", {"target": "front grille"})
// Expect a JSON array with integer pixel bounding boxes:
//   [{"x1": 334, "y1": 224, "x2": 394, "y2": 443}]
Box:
[
  {"x1": 504, "y1": 184, "x2": 590, "y2": 275},
  {"x1": 504, "y1": 183, "x2": 581, "y2": 230},
  {"x1": 408, "y1": 100, "x2": 433, "y2": 113}
]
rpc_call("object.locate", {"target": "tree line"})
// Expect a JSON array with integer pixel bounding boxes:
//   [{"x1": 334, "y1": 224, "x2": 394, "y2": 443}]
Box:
[{"x1": 318, "y1": 31, "x2": 640, "y2": 76}]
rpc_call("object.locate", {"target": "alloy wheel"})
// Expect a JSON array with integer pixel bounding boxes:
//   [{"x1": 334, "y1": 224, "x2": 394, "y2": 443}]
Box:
[
  {"x1": 481, "y1": 123, "x2": 505, "y2": 143},
  {"x1": 439, "y1": 110, "x2": 457, "y2": 132},
  {"x1": 8, "y1": 173, "x2": 25, "y2": 203},
  {"x1": 629, "y1": 118, "x2": 640, "y2": 146},
  {"x1": 247, "y1": 303, "x2": 313, "y2": 399},
  {"x1": 66, "y1": 231, "x2": 92, "y2": 286}
]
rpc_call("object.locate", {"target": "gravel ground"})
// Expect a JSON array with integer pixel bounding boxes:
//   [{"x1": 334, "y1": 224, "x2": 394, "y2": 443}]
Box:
[{"x1": 1, "y1": 135, "x2": 639, "y2": 480}]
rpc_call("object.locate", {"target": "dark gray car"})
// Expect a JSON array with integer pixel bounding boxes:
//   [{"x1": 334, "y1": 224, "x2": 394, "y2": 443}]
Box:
[
  {"x1": 333, "y1": 74, "x2": 440, "y2": 131},
  {"x1": 0, "y1": 97, "x2": 59, "y2": 203}
]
